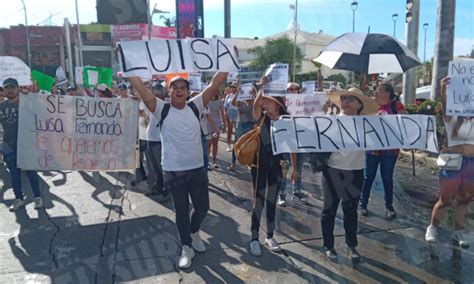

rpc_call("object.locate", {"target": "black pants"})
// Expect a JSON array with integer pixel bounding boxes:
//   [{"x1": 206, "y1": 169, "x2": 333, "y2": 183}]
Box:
[
  {"x1": 250, "y1": 157, "x2": 281, "y2": 240},
  {"x1": 146, "y1": 141, "x2": 164, "y2": 193},
  {"x1": 164, "y1": 167, "x2": 209, "y2": 246},
  {"x1": 136, "y1": 139, "x2": 147, "y2": 180},
  {"x1": 321, "y1": 167, "x2": 363, "y2": 249}
]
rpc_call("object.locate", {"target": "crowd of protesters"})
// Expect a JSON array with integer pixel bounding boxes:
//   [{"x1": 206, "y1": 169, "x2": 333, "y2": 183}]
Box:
[{"x1": 0, "y1": 69, "x2": 472, "y2": 270}]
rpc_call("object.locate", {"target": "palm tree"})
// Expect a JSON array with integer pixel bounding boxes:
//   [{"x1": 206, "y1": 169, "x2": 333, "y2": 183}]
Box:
[
  {"x1": 430, "y1": 0, "x2": 456, "y2": 100},
  {"x1": 160, "y1": 15, "x2": 176, "y2": 27}
]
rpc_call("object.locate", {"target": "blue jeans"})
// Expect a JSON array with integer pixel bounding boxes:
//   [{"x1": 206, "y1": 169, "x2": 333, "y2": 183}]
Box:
[
  {"x1": 359, "y1": 153, "x2": 398, "y2": 209},
  {"x1": 202, "y1": 135, "x2": 209, "y2": 174},
  {"x1": 3, "y1": 151, "x2": 41, "y2": 200},
  {"x1": 293, "y1": 153, "x2": 307, "y2": 191},
  {"x1": 231, "y1": 122, "x2": 254, "y2": 163}
]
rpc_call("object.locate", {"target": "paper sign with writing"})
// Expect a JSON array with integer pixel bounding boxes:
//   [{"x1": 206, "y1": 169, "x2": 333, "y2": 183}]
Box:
[
  {"x1": 118, "y1": 38, "x2": 240, "y2": 77},
  {"x1": 0, "y1": 56, "x2": 31, "y2": 86},
  {"x1": 17, "y1": 94, "x2": 138, "y2": 171},
  {"x1": 87, "y1": 70, "x2": 99, "y2": 85},
  {"x1": 271, "y1": 115, "x2": 438, "y2": 154},
  {"x1": 55, "y1": 67, "x2": 68, "y2": 85},
  {"x1": 237, "y1": 83, "x2": 255, "y2": 101},
  {"x1": 201, "y1": 83, "x2": 208, "y2": 91},
  {"x1": 264, "y1": 63, "x2": 289, "y2": 97},
  {"x1": 302, "y1": 81, "x2": 315, "y2": 94},
  {"x1": 75, "y1": 67, "x2": 84, "y2": 85},
  {"x1": 189, "y1": 73, "x2": 202, "y2": 92},
  {"x1": 447, "y1": 60, "x2": 474, "y2": 116},
  {"x1": 286, "y1": 92, "x2": 327, "y2": 115},
  {"x1": 227, "y1": 71, "x2": 239, "y2": 83}
]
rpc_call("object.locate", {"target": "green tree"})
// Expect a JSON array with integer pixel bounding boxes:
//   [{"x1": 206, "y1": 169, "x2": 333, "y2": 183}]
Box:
[
  {"x1": 160, "y1": 15, "x2": 176, "y2": 27},
  {"x1": 249, "y1": 36, "x2": 303, "y2": 79},
  {"x1": 326, "y1": 73, "x2": 347, "y2": 88}
]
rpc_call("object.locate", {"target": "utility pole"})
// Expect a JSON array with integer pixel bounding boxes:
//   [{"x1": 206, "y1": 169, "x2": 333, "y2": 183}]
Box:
[
  {"x1": 64, "y1": 18, "x2": 74, "y2": 85},
  {"x1": 75, "y1": 0, "x2": 83, "y2": 66},
  {"x1": 224, "y1": 0, "x2": 231, "y2": 38},
  {"x1": 21, "y1": 0, "x2": 31, "y2": 68},
  {"x1": 430, "y1": 0, "x2": 456, "y2": 100},
  {"x1": 402, "y1": 0, "x2": 420, "y2": 105}
]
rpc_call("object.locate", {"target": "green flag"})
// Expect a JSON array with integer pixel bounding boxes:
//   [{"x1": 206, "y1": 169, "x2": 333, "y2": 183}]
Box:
[
  {"x1": 31, "y1": 70, "x2": 55, "y2": 91},
  {"x1": 83, "y1": 67, "x2": 113, "y2": 88}
]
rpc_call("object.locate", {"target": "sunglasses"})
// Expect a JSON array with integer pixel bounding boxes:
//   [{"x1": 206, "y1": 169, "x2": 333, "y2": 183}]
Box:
[{"x1": 340, "y1": 95, "x2": 358, "y2": 103}]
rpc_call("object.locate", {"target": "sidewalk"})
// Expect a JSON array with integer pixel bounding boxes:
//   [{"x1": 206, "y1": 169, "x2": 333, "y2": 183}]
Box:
[{"x1": 0, "y1": 138, "x2": 472, "y2": 283}]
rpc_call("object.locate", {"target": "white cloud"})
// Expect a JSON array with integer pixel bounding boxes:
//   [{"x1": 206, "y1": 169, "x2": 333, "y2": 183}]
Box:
[{"x1": 454, "y1": 37, "x2": 473, "y2": 56}]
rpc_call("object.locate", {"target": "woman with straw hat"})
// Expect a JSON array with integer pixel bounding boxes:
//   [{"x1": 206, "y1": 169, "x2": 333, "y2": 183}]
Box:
[
  {"x1": 322, "y1": 87, "x2": 377, "y2": 261},
  {"x1": 248, "y1": 79, "x2": 296, "y2": 257}
]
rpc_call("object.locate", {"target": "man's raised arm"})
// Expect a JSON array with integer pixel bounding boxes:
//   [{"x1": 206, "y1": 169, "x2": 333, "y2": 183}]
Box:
[
  {"x1": 129, "y1": 76, "x2": 157, "y2": 113},
  {"x1": 202, "y1": 72, "x2": 228, "y2": 107}
]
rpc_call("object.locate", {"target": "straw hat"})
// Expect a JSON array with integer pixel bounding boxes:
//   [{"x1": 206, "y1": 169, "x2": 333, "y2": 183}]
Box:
[
  {"x1": 328, "y1": 87, "x2": 378, "y2": 115},
  {"x1": 253, "y1": 89, "x2": 287, "y2": 118}
]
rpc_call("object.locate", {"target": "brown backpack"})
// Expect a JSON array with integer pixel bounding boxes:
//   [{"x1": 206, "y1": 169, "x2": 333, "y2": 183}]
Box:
[{"x1": 234, "y1": 115, "x2": 266, "y2": 166}]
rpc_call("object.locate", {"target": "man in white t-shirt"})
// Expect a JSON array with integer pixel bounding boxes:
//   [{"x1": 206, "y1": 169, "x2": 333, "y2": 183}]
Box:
[{"x1": 129, "y1": 72, "x2": 228, "y2": 269}]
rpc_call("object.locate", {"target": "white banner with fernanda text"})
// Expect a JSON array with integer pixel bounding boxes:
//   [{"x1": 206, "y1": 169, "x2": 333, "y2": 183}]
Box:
[
  {"x1": 271, "y1": 115, "x2": 438, "y2": 154},
  {"x1": 118, "y1": 38, "x2": 240, "y2": 78},
  {"x1": 17, "y1": 94, "x2": 138, "y2": 171}
]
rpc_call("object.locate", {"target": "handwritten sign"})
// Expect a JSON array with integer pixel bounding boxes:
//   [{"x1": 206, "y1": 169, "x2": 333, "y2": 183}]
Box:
[
  {"x1": 447, "y1": 60, "x2": 474, "y2": 116},
  {"x1": 0, "y1": 56, "x2": 31, "y2": 86},
  {"x1": 237, "y1": 83, "x2": 254, "y2": 101},
  {"x1": 264, "y1": 63, "x2": 289, "y2": 96},
  {"x1": 17, "y1": 94, "x2": 138, "y2": 171},
  {"x1": 75, "y1": 67, "x2": 84, "y2": 85},
  {"x1": 286, "y1": 92, "x2": 327, "y2": 115},
  {"x1": 55, "y1": 67, "x2": 68, "y2": 85},
  {"x1": 189, "y1": 73, "x2": 202, "y2": 92},
  {"x1": 118, "y1": 38, "x2": 240, "y2": 77},
  {"x1": 271, "y1": 115, "x2": 438, "y2": 154}
]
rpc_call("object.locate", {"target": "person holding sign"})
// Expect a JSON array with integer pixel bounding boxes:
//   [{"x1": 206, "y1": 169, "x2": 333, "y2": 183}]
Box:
[
  {"x1": 359, "y1": 83, "x2": 406, "y2": 219},
  {"x1": 248, "y1": 78, "x2": 296, "y2": 257},
  {"x1": 322, "y1": 87, "x2": 378, "y2": 261},
  {"x1": 426, "y1": 77, "x2": 474, "y2": 248},
  {"x1": 223, "y1": 82, "x2": 239, "y2": 152},
  {"x1": 129, "y1": 72, "x2": 228, "y2": 269},
  {"x1": 228, "y1": 84, "x2": 256, "y2": 171},
  {"x1": 0, "y1": 78, "x2": 43, "y2": 211}
]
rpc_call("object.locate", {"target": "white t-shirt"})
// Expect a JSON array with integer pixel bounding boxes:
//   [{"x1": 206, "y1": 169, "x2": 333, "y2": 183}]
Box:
[
  {"x1": 140, "y1": 101, "x2": 161, "y2": 142},
  {"x1": 445, "y1": 117, "x2": 474, "y2": 147},
  {"x1": 150, "y1": 95, "x2": 204, "y2": 171},
  {"x1": 328, "y1": 151, "x2": 365, "y2": 170}
]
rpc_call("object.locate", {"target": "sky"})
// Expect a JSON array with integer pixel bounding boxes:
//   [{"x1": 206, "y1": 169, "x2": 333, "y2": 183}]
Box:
[{"x1": 0, "y1": 0, "x2": 472, "y2": 61}]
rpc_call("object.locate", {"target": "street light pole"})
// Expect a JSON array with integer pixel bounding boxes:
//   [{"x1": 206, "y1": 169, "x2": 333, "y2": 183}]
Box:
[
  {"x1": 423, "y1": 22, "x2": 429, "y2": 62},
  {"x1": 351, "y1": 1, "x2": 358, "y2": 33},
  {"x1": 290, "y1": 0, "x2": 298, "y2": 82},
  {"x1": 392, "y1": 13, "x2": 399, "y2": 37},
  {"x1": 21, "y1": 0, "x2": 31, "y2": 68},
  {"x1": 75, "y1": 0, "x2": 83, "y2": 66}
]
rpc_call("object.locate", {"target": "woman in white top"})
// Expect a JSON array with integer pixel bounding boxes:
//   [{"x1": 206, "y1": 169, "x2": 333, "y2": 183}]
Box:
[
  {"x1": 322, "y1": 88, "x2": 378, "y2": 261},
  {"x1": 425, "y1": 77, "x2": 474, "y2": 248}
]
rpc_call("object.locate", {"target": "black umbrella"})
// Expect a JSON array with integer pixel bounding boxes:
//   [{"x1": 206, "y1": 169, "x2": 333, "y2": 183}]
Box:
[{"x1": 313, "y1": 33, "x2": 421, "y2": 74}]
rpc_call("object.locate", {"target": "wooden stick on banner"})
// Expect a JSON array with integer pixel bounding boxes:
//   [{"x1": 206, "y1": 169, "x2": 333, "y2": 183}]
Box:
[{"x1": 411, "y1": 150, "x2": 416, "y2": 176}]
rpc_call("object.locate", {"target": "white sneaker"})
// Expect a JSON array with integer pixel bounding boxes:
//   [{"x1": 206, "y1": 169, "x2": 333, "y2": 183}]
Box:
[
  {"x1": 277, "y1": 195, "x2": 287, "y2": 207},
  {"x1": 191, "y1": 232, "x2": 206, "y2": 252},
  {"x1": 425, "y1": 225, "x2": 438, "y2": 243},
  {"x1": 34, "y1": 197, "x2": 44, "y2": 209},
  {"x1": 9, "y1": 199, "x2": 24, "y2": 212},
  {"x1": 452, "y1": 230, "x2": 470, "y2": 248},
  {"x1": 249, "y1": 240, "x2": 262, "y2": 256},
  {"x1": 178, "y1": 245, "x2": 195, "y2": 269},
  {"x1": 265, "y1": 238, "x2": 282, "y2": 252}
]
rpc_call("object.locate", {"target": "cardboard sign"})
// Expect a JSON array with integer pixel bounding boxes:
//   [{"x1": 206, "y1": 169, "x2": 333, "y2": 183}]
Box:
[
  {"x1": 118, "y1": 38, "x2": 240, "y2": 77},
  {"x1": 83, "y1": 67, "x2": 113, "y2": 88},
  {"x1": 264, "y1": 63, "x2": 289, "y2": 96},
  {"x1": 286, "y1": 92, "x2": 327, "y2": 115},
  {"x1": 0, "y1": 56, "x2": 31, "y2": 86},
  {"x1": 237, "y1": 83, "x2": 255, "y2": 101},
  {"x1": 17, "y1": 94, "x2": 139, "y2": 171},
  {"x1": 189, "y1": 73, "x2": 202, "y2": 92},
  {"x1": 447, "y1": 60, "x2": 474, "y2": 116},
  {"x1": 271, "y1": 115, "x2": 438, "y2": 154},
  {"x1": 31, "y1": 70, "x2": 55, "y2": 91},
  {"x1": 55, "y1": 67, "x2": 68, "y2": 85},
  {"x1": 75, "y1": 67, "x2": 84, "y2": 85}
]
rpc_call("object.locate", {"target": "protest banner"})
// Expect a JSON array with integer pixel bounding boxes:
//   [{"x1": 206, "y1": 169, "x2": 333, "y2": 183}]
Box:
[
  {"x1": 302, "y1": 81, "x2": 315, "y2": 94},
  {"x1": 0, "y1": 56, "x2": 31, "y2": 86},
  {"x1": 237, "y1": 83, "x2": 255, "y2": 101},
  {"x1": 286, "y1": 92, "x2": 327, "y2": 115},
  {"x1": 188, "y1": 73, "x2": 202, "y2": 92},
  {"x1": 55, "y1": 67, "x2": 68, "y2": 85},
  {"x1": 264, "y1": 63, "x2": 289, "y2": 96},
  {"x1": 118, "y1": 38, "x2": 240, "y2": 78},
  {"x1": 447, "y1": 60, "x2": 474, "y2": 116},
  {"x1": 83, "y1": 67, "x2": 113, "y2": 88},
  {"x1": 17, "y1": 94, "x2": 138, "y2": 171},
  {"x1": 31, "y1": 70, "x2": 55, "y2": 91},
  {"x1": 75, "y1": 67, "x2": 84, "y2": 85},
  {"x1": 270, "y1": 114, "x2": 438, "y2": 154}
]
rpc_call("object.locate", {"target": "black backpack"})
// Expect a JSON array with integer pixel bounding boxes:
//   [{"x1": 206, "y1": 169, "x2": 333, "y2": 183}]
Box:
[{"x1": 156, "y1": 101, "x2": 203, "y2": 135}]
